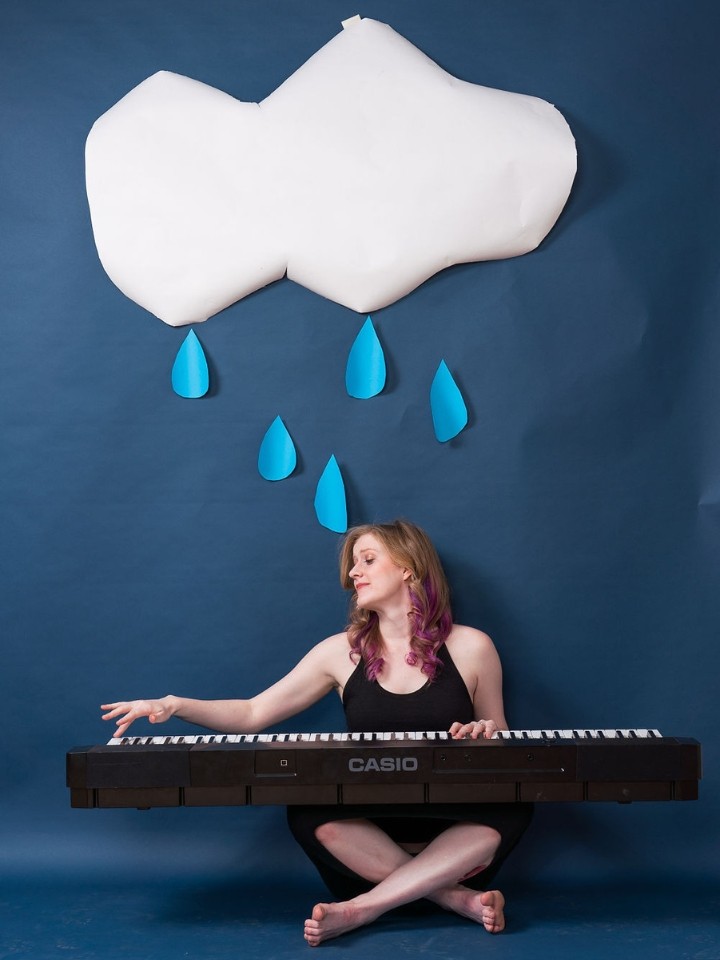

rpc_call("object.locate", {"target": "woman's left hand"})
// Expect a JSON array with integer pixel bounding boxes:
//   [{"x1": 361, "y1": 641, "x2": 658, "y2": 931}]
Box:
[{"x1": 449, "y1": 719, "x2": 499, "y2": 740}]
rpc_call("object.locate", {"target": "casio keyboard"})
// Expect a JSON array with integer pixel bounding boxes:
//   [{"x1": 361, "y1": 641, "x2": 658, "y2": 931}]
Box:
[{"x1": 67, "y1": 728, "x2": 701, "y2": 809}]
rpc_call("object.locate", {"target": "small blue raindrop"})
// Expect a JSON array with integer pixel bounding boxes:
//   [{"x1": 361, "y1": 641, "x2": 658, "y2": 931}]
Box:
[
  {"x1": 314, "y1": 455, "x2": 347, "y2": 533},
  {"x1": 430, "y1": 360, "x2": 468, "y2": 442},
  {"x1": 172, "y1": 329, "x2": 209, "y2": 398},
  {"x1": 258, "y1": 416, "x2": 297, "y2": 481},
  {"x1": 346, "y1": 316, "x2": 386, "y2": 399}
]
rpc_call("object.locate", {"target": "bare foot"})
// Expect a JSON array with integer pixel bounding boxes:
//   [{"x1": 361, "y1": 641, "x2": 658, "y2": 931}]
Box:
[
  {"x1": 434, "y1": 886, "x2": 506, "y2": 932},
  {"x1": 304, "y1": 901, "x2": 368, "y2": 947},
  {"x1": 479, "y1": 890, "x2": 505, "y2": 933}
]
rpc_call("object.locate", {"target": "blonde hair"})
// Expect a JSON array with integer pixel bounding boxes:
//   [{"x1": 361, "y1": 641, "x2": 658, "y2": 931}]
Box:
[{"x1": 339, "y1": 520, "x2": 453, "y2": 680}]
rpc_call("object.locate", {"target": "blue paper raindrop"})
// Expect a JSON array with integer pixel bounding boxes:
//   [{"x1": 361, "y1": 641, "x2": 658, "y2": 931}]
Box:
[
  {"x1": 258, "y1": 416, "x2": 297, "y2": 481},
  {"x1": 346, "y1": 316, "x2": 386, "y2": 399},
  {"x1": 430, "y1": 360, "x2": 468, "y2": 442},
  {"x1": 314, "y1": 455, "x2": 347, "y2": 533},
  {"x1": 172, "y1": 329, "x2": 209, "y2": 398}
]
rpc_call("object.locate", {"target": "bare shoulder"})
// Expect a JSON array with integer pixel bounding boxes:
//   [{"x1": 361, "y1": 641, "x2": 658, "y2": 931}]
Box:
[
  {"x1": 445, "y1": 625, "x2": 502, "y2": 676},
  {"x1": 314, "y1": 631, "x2": 352, "y2": 654},
  {"x1": 446, "y1": 624, "x2": 499, "y2": 658},
  {"x1": 302, "y1": 632, "x2": 354, "y2": 682}
]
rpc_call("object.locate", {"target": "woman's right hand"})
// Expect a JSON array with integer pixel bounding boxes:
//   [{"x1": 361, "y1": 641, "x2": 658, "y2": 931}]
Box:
[{"x1": 101, "y1": 696, "x2": 177, "y2": 738}]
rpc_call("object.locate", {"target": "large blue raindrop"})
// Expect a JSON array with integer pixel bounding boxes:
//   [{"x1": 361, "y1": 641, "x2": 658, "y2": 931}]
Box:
[
  {"x1": 258, "y1": 416, "x2": 297, "y2": 481},
  {"x1": 314, "y1": 455, "x2": 347, "y2": 533},
  {"x1": 172, "y1": 329, "x2": 209, "y2": 398},
  {"x1": 430, "y1": 360, "x2": 468, "y2": 442},
  {"x1": 345, "y1": 316, "x2": 386, "y2": 399}
]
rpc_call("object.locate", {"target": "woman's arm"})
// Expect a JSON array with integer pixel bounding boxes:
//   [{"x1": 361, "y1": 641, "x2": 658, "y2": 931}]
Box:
[
  {"x1": 445, "y1": 626, "x2": 509, "y2": 740},
  {"x1": 101, "y1": 633, "x2": 351, "y2": 738}
]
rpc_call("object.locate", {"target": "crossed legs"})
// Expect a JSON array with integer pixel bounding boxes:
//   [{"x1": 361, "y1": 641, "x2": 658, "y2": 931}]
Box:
[{"x1": 303, "y1": 818, "x2": 504, "y2": 946}]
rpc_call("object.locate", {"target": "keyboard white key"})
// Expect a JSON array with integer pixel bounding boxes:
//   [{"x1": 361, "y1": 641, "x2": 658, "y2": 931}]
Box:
[
  {"x1": 108, "y1": 727, "x2": 664, "y2": 746},
  {"x1": 491, "y1": 728, "x2": 663, "y2": 741}
]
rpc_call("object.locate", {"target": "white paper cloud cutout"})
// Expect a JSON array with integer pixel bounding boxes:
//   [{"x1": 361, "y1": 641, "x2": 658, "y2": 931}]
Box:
[{"x1": 86, "y1": 16, "x2": 576, "y2": 327}]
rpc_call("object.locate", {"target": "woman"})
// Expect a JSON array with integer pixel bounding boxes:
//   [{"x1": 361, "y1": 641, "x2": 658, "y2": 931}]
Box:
[{"x1": 102, "y1": 520, "x2": 532, "y2": 945}]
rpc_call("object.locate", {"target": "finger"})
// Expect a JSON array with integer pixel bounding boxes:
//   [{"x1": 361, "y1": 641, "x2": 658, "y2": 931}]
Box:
[
  {"x1": 115, "y1": 711, "x2": 140, "y2": 734},
  {"x1": 103, "y1": 702, "x2": 135, "y2": 714},
  {"x1": 102, "y1": 709, "x2": 127, "y2": 722},
  {"x1": 112, "y1": 709, "x2": 140, "y2": 731},
  {"x1": 462, "y1": 720, "x2": 481, "y2": 739}
]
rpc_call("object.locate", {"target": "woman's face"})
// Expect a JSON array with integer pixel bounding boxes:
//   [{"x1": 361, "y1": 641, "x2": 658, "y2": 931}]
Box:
[{"x1": 348, "y1": 533, "x2": 411, "y2": 611}]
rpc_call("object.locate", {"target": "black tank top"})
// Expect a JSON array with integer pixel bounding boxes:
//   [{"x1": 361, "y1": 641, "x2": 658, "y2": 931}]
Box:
[{"x1": 342, "y1": 643, "x2": 474, "y2": 733}]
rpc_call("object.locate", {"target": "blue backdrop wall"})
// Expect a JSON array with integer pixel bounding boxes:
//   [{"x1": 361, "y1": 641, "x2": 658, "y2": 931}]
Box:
[{"x1": 1, "y1": 0, "x2": 718, "y2": 892}]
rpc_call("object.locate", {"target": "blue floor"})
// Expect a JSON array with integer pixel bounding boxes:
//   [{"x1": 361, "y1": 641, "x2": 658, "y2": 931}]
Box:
[{"x1": 2, "y1": 874, "x2": 718, "y2": 960}]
